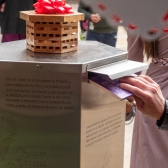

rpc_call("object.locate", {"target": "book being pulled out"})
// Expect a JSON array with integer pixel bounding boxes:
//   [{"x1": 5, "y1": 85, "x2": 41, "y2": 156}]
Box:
[{"x1": 88, "y1": 73, "x2": 134, "y2": 100}]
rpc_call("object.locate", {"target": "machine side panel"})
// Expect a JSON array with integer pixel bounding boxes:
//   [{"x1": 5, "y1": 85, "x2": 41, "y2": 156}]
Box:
[{"x1": 81, "y1": 72, "x2": 125, "y2": 168}]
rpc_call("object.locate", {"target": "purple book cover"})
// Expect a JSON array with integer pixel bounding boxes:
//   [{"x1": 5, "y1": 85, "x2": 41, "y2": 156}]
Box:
[{"x1": 89, "y1": 74, "x2": 132, "y2": 100}]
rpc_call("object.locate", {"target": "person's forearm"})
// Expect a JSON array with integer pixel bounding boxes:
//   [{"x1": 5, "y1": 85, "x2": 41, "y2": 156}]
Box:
[
  {"x1": 156, "y1": 100, "x2": 168, "y2": 130},
  {"x1": 77, "y1": 2, "x2": 91, "y2": 20}
]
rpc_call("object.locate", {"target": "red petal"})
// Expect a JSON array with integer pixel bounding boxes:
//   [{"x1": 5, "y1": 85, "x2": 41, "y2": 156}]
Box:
[
  {"x1": 128, "y1": 23, "x2": 137, "y2": 30},
  {"x1": 63, "y1": 4, "x2": 72, "y2": 10},
  {"x1": 163, "y1": 27, "x2": 168, "y2": 32},
  {"x1": 41, "y1": 0, "x2": 52, "y2": 6},
  {"x1": 45, "y1": 5, "x2": 56, "y2": 13},
  {"x1": 112, "y1": 14, "x2": 121, "y2": 22},
  {"x1": 98, "y1": 3, "x2": 106, "y2": 11},
  {"x1": 33, "y1": 2, "x2": 40, "y2": 8},
  {"x1": 67, "y1": 9, "x2": 74, "y2": 14},
  {"x1": 162, "y1": 11, "x2": 168, "y2": 21},
  {"x1": 53, "y1": 0, "x2": 65, "y2": 7},
  {"x1": 56, "y1": 6, "x2": 65, "y2": 14}
]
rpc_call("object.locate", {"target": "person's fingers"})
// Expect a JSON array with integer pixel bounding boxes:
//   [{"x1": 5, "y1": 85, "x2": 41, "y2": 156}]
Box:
[
  {"x1": 120, "y1": 76, "x2": 158, "y2": 92},
  {"x1": 120, "y1": 76, "x2": 161, "y2": 100},
  {"x1": 135, "y1": 76, "x2": 156, "y2": 89},
  {"x1": 120, "y1": 76, "x2": 148, "y2": 90},
  {"x1": 135, "y1": 76, "x2": 158, "y2": 89},
  {"x1": 94, "y1": 18, "x2": 100, "y2": 22},
  {"x1": 119, "y1": 82, "x2": 149, "y2": 102},
  {"x1": 138, "y1": 75, "x2": 156, "y2": 84},
  {"x1": 133, "y1": 95, "x2": 144, "y2": 112},
  {"x1": 92, "y1": 18, "x2": 99, "y2": 23},
  {"x1": 137, "y1": 75, "x2": 161, "y2": 94}
]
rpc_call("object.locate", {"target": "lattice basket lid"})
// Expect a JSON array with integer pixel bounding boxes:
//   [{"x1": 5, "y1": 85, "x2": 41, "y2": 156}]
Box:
[
  {"x1": 20, "y1": 10, "x2": 84, "y2": 22},
  {"x1": 82, "y1": 0, "x2": 168, "y2": 40}
]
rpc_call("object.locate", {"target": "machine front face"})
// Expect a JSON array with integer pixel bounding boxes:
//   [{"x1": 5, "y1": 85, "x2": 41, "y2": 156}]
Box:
[{"x1": 0, "y1": 68, "x2": 81, "y2": 168}]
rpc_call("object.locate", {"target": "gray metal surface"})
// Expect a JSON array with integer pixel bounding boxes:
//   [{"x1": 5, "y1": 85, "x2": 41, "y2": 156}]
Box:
[
  {"x1": 0, "y1": 40, "x2": 127, "y2": 73},
  {"x1": 0, "y1": 70, "x2": 81, "y2": 168},
  {"x1": 0, "y1": 40, "x2": 127, "y2": 168},
  {"x1": 81, "y1": 72, "x2": 125, "y2": 168},
  {"x1": 88, "y1": 60, "x2": 148, "y2": 79}
]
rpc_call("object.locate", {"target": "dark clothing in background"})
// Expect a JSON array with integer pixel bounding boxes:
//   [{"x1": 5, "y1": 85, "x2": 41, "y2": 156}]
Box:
[
  {"x1": 0, "y1": 12, "x2": 2, "y2": 26},
  {"x1": 0, "y1": 0, "x2": 36, "y2": 34}
]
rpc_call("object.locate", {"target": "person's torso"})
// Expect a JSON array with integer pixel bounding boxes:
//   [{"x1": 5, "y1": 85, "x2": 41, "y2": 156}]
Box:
[
  {"x1": 89, "y1": 18, "x2": 117, "y2": 33},
  {"x1": 1, "y1": 0, "x2": 35, "y2": 34},
  {"x1": 131, "y1": 32, "x2": 168, "y2": 168}
]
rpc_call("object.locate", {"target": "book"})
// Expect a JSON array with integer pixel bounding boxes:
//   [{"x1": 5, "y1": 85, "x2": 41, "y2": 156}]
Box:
[{"x1": 88, "y1": 73, "x2": 132, "y2": 100}]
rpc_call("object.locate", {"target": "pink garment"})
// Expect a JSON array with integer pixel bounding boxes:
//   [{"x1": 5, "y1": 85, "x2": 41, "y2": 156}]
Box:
[
  {"x1": 2, "y1": 34, "x2": 26, "y2": 43},
  {"x1": 128, "y1": 34, "x2": 168, "y2": 168}
]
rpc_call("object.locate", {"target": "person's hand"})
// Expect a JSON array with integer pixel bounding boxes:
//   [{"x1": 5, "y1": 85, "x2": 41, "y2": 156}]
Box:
[
  {"x1": 119, "y1": 75, "x2": 165, "y2": 120},
  {"x1": 90, "y1": 14, "x2": 101, "y2": 23},
  {"x1": 126, "y1": 96, "x2": 135, "y2": 115},
  {"x1": 0, "y1": 3, "x2": 5, "y2": 12}
]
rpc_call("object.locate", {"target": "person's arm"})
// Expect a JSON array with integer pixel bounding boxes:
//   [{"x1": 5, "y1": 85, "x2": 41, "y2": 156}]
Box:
[
  {"x1": 78, "y1": 1, "x2": 100, "y2": 23},
  {"x1": 0, "y1": 0, "x2": 5, "y2": 6},
  {"x1": 156, "y1": 100, "x2": 168, "y2": 130},
  {"x1": 77, "y1": 1, "x2": 92, "y2": 20},
  {"x1": 119, "y1": 75, "x2": 168, "y2": 130},
  {"x1": 0, "y1": 3, "x2": 4, "y2": 12}
]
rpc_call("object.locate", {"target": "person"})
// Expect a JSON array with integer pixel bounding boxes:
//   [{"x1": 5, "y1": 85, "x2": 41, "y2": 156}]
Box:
[
  {"x1": 121, "y1": 34, "x2": 168, "y2": 168},
  {"x1": 78, "y1": 1, "x2": 118, "y2": 47},
  {"x1": 120, "y1": 75, "x2": 168, "y2": 129},
  {"x1": 0, "y1": 0, "x2": 36, "y2": 43},
  {"x1": 0, "y1": 3, "x2": 4, "y2": 27}
]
